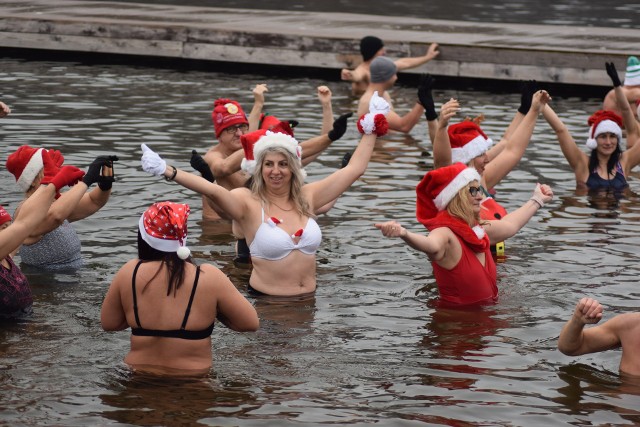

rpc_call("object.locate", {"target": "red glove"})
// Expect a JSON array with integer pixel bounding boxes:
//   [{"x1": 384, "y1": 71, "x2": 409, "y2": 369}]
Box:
[
  {"x1": 41, "y1": 148, "x2": 64, "y2": 181},
  {"x1": 41, "y1": 165, "x2": 85, "y2": 191}
]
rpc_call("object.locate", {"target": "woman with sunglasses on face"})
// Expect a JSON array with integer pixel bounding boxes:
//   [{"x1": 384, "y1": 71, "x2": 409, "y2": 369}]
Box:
[{"x1": 375, "y1": 163, "x2": 553, "y2": 307}]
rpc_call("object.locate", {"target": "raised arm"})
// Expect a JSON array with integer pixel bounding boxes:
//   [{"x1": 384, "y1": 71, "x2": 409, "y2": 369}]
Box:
[
  {"x1": 482, "y1": 90, "x2": 551, "y2": 189},
  {"x1": 385, "y1": 102, "x2": 425, "y2": 134},
  {"x1": 303, "y1": 94, "x2": 389, "y2": 209},
  {"x1": 248, "y1": 84, "x2": 268, "y2": 131},
  {"x1": 606, "y1": 62, "x2": 639, "y2": 149},
  {"x1": 394, "y1": 43, "x2": 440, "y2": 71},
  {"x1": 432, "y1": 98, "x2": 459, "y2": 169},
  {"x1": 417, "y1": 73, "x2": 439, "y2": 144},
  {"x1": 317, "y1": 85, "x2": 334, "y2": 134},
  {"x1": 483, "y1": 183, "x2": 553, "y2": 244},
  {"x1": 298, "y1": 112, "x2": 352, "y2": 165},
  {"x1": 558, "y1": 297, "x2": 620, "y2": 356},
  {"x1": 0, "y1": 184, "x2": 56, "y2": 260},
  {"x1": 141, "y1": 144, "x2": 249, "y2": 222},
  {"x1": 542, "y1": 104, "x2": 589, "y2": 181},
  {"x1": 68, "y1": 156, "x2": 117, "y2": 222}
]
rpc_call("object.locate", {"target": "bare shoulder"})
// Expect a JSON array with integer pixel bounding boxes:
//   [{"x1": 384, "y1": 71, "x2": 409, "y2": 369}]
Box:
[{"x1": 610, "y1": 312, "x2": 640, "y2": 331}]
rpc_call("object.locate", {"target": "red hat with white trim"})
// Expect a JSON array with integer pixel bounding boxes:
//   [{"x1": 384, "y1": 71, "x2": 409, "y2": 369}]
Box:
[
  {"x1": 448, "y1": 121, "x2": 493, "y2": 164},
  {"x1": 212, "y1": 98, "x2": 248, "y2": 138},
  {"x1": 585, "y1": 110, "x2": 623, "y2": 150},
  {"x1": 241, "y1": 126, "x2": 303, "y2": 177},
  {"x1": 139, "y1": 202, "x2": 191, "y2": 260},
  {"x1": 416, "y1": 163, "x2": 481, "y2": 223},
  {"x1": 6, "y1": 145, "x2": 45, "y2": 192}
]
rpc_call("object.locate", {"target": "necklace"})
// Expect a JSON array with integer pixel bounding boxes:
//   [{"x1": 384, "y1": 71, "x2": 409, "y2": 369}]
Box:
[{"x1": 270, "y1": 200, "x2": 293, "y2": 212}]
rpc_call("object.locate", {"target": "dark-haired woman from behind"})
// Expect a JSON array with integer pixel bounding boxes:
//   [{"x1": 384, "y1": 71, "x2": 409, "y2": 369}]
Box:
[{"x1": 101, "y1": 201, "x2": 258, "y2": 376}]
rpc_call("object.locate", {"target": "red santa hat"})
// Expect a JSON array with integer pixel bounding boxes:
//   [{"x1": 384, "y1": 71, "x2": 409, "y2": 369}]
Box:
[
  {"x1": 448, "y1": 121, "x2": 493, "y2": 164},
  {"x1": 416, "y1": 163, "x2": 482, "y2": 223},
  {"x1": 6, "y1": 145, "x2": 45, "y2": 192},
  {"x1": 0, "y1": 205, "x2": 12, "y2": 226},
  {"x1": 241, "y1": 125, "x2": 303, "y2": 177},
  {"x1": 139, "y1": 202, "x2": 191, "y2": 260},
  {"x1": 211, "y1": 98, "x2": 248, "y2": 138},
  {"x1": 585, "y1": 110, "x2": 623, "y2": 150}
]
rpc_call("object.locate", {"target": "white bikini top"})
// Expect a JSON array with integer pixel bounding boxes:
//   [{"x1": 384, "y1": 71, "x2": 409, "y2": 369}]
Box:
[{"x1": 249, "y1": 207, "x2": 322, "y2": 261}]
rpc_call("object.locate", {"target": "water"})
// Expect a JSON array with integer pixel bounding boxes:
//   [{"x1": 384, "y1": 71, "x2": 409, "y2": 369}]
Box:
[
  {"x1": 94, "y1": 0, "x2": 640, "y2": 29},
  {"x1": 2, "y1": 56, "x2": 640, "y2": 426}
]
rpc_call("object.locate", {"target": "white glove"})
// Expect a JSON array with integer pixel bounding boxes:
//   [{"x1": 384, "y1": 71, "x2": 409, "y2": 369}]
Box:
[
  {"x1": 141, "y1": 143, "x2": 166, "y2": 176},
  {"x1": 369, "y1": 91, "x2": 390, "y2": 116}
]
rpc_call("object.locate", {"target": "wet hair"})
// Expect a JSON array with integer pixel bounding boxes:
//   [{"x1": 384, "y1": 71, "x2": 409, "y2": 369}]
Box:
[
  {"x1": 251, "y1": 147, "x2": 313, "y2": 218},
  {"x1": 446, "y1": 183, "x2": 483, "y2": 227},
  {"x1": 137, "y1": 230, "x2": 194, "y2": 296},
  {"x1": 588, "y1": 136, "x2": 622, "y2": 176}
]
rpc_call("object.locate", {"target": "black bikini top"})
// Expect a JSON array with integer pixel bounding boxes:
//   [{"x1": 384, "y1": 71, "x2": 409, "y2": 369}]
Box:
[{"x1": 130, "y1": 260, "x2": 214, "y2": 340}]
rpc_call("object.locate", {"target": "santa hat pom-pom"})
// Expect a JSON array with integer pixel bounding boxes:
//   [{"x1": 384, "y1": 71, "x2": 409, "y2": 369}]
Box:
[
  {"x1": 585, "y1": 137, "x2": 598, "y2": 150},
  {"x1": 177, "y1": 246, "x2": 191, "y2": 260},
  {"x1": 241, "y1": 158, "x2": 256, "y2": 175},
  {"x1": 373, "y1": 114, "x2": 388, "y2": 137},
  {"x1": 357, "y1": 113, "x2": 388, "y2": 136}
]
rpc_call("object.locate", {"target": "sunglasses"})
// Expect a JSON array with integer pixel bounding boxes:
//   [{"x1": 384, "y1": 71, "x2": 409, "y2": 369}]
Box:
[{"x1": 468, "y1": 186, "x2": 483, "y2": 197}]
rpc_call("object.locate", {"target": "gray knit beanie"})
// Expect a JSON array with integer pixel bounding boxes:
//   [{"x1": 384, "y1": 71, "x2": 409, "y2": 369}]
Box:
[{"x1": 370, "y1": 57, "x2": 397, "y2": 83}]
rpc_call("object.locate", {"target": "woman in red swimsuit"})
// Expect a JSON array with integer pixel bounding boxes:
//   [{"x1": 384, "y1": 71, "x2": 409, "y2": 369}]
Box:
[{"x1": 375, "y1": 162, "x2": 553, "y2": 307}]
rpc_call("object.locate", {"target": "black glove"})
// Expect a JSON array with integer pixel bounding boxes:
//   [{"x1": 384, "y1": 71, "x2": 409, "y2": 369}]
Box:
[
  {"x1": 417, "y1": 74, "x2": 437, "y2": 121},
  {"x1": 328, "y1": 112, "x2": 353, "y2": 142},
  {"x1": 190, "y1": 150, "x2": 215, "y2": 183},
  {"x1": 340, "y1": 151, "x2": 352, "y2": 169},
  {"x1": 84, "y1": 155, "x2": 119, "y2": 188},
  {"x1": 606, "y1": 62, "x2": 622, "y2": 87},
  {"x1": 517, "y1": 80, "x2": 539, "y2": 115}
]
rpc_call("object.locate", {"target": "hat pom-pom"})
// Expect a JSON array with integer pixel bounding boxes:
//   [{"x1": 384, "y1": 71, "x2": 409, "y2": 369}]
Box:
[
  {"x1": 585, "y1": 137, "x2": 597, "y2": 150},
  {"x1": 357, "y1": 113, "x2": 389, "y2": 136},
  {"x1": 177, "y1": 246, "x2": 191, "y2": 260},
  {"x1": 241, "y1": 158, "x2": 256, "y2": 175}
]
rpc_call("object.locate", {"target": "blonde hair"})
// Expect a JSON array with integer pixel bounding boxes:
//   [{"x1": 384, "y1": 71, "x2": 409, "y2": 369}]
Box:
[
  {"x1": 251, "y1": 147, "x2": 312, "y2": 218},
  {"x1": 446, "y1": 182, "x2": 485, "y2": 228}
]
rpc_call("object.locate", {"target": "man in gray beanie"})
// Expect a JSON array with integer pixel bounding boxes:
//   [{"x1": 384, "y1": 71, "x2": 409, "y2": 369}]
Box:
[
  {"x1": 341, "y1": 36, "x2": 439, "y2": 96},
  {"x1": 357, "y1": 56, "x2": 426, "y2": 134}
]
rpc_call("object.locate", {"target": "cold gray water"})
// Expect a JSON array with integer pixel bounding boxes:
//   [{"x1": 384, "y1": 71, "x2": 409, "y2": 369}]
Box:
[{"x1": 1, "y1": 55, "x2": 640, "y2": 426}]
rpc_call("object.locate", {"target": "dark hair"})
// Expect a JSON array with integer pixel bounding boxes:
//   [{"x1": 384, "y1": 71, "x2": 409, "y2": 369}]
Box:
[
  {"x1": 588, "y1": 139, "x2": 622, "y2": 177},
  {"x1": 137, "y1": 230, "x2": 194, "y2": 296}
]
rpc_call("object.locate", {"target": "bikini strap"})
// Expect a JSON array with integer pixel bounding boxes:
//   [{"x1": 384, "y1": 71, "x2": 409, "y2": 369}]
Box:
[
  {"x1": 180, "y1": 265, "x2": 201, "y2": 330},
  {"x1": 131, "y1": 260, "x2": 145, "y2": 328}
]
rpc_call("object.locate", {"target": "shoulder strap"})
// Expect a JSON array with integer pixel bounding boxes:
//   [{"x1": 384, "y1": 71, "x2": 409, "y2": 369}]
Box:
[
  {"x1": 180, "y1": 265, "x2": 201, "y2": 330},
  {"x1": 131, "y1": 260, "x2": 145, "y2": 328}
]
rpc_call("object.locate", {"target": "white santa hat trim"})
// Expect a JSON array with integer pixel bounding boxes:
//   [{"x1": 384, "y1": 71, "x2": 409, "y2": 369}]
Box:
[
  {"x1": 138, "y1": 215, "x2": 188, "y2": 254},
  {"x1": 252, "y1": 131, "x2": 306, "y2": 178},
  {"x1": 433, "y1": 167, "x2": 482, "y2": 211},
  {"x1": 585, "y1": 119, "x2": 623, "y2": 150},
  {"x1": 17, "y1": 148, "x2": 44, "y2": 192},
  {"x1": 451, "y1": 135, "x2": 493, "y2": 164}
]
